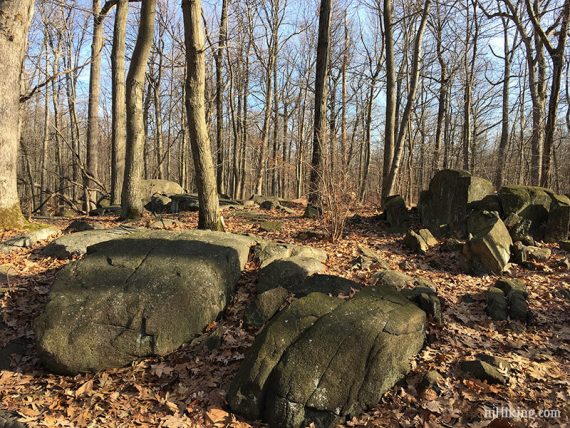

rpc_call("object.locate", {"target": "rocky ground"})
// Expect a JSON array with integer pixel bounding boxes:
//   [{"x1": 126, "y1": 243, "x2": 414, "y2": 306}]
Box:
[{"x1": 0, "y1": 205, "x2": 569, "y2": 427}]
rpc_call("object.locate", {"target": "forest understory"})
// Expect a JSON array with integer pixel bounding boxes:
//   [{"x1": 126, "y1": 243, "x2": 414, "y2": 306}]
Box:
[{"x1": 0, "y1": 205, "x2": 568, "y2": 428}]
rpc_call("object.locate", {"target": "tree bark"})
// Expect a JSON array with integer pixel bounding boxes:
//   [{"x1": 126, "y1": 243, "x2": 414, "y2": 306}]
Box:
[
  {"x1": 215, "y1": 0, "x2": 228, "y2": 195},
  {"x1": 306, "y1": 0, "x2": 332, "y2": 211},
  {"x1": 182, "y1": 0, "x2": 224, "y2": 230},
  {"x1": 381, "y1": 0, "x2": 396, "y2": 201},
  {"x1": 0, "y1": 0, "x2": 34, "y2": 229},
  {"x1": 121, "y1": 0, "x2": 156, "y2": 219},
  {"x1": 111, "y1": 0, "x2": 128, "y2": 205}
]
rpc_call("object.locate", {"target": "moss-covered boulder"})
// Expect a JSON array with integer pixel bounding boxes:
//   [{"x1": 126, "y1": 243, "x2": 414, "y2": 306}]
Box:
[
  {"x1": 227, "y1": 286, "x2": 426, "y2": 427},
  {"x1": 419, "y1": 169, "x2": 495, "y2": 237},
  {"x1": 34, "y1": 230, "x2": 255, "y2": 374}
]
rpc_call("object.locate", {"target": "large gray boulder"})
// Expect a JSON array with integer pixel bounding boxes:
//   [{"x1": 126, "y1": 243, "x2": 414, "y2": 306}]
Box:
[
  {"x1": 41, "y1": 227, "x2": 138, "y2": 259},
  {"x1": 419, "y1": 169, "x2": 495, "y2": 237},
  {"x1": 462, "y1": 211, "x2": 512, "y2": 274},
  {"x1": 228, "y1": 286, "x2": 426, "y2": 427},
  {"x1": 34, "y1": 230, "x2": 255, "y2": 374}
]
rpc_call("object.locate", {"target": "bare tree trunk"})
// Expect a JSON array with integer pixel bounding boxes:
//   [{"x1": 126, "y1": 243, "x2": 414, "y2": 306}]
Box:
[
  {"x1": 340, "y1": 11, "x2": 349, "y2": 167},
  {"x1": 40, "y1": 38, "x2": 51, "y2": 216},
  {"x1": 382, "y1": 0, "x2": 396, "y2": 201},
  {"x1": 383, "y1": 0, "x2": 431, "y2": 198},
  {"x1": 121, "y1": 0, "x2": 157, "y2": 219},
  {"x1": 182, "y1": 0, "x2": 224, "y2": 230},
  {"x1": 495, "y1": 16, "x2": 515, "y2": 188},
  {"x1": 86, "y1": 0, "x2": 104, "y2": 212},
  {"x1": 0, "y1": 0, "x2": 34, "y2": 228},
  {"x1": 306, "y1": 0, "x2": 332, "y2": 213},
  {"x1": 215, "y1": 0, "x2": 228, "y2": 195},
  {"x1": 111, "y1": 0, "x2": 128, "y2": 205}
]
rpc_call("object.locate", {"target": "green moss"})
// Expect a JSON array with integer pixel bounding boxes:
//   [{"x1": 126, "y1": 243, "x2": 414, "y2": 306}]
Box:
[{"x1": 0, "y1": 204, "x2": 28, "y2": 231}]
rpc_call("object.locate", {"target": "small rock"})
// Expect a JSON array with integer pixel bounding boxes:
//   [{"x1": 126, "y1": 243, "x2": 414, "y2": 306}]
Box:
[
  {"x1": 560, "y1": 240, "x2": 570, "y2": 252},
  {"x1": 374, "y1": 269, "x2": 414, "y2": 290},
  {"x1": 148, "y1": 218, "x2": 179, "y2": 229},
  {"x1": 246, "y1": 287, "x2": 289, "y2": 327},
  {"x1": 558, "y1": 288, "x2": 570, "y2": 300},
  {"x1": 260, "y1": 200, "x2": 279, "y2": 210},
  {"x1": 259, "y1": 221, "x2": 283, "y2": 232},
  {"x1": 507, "y1": 291, "x2": 530, "y2": 322},
  {"x1": 419, "y1": 370, "x2": 445, "y2": 395},
  {"x1": 486, "y1": 287, "x2": 508, "y2": 321},
  {"x1": 495, "y1": 278, "x2": 528, "y2": 298},
  {"x1": 257, "y1": 256, "x2": 326, "y2": 293},
  {"x1": 418, "y1": 229, "x2": 438, "y2": 247},
  {"x1": 295, "y1": 229, "x2": 326, "y2": 240},
  {"x1": 64, "y1": 220, "x2": 103, "y2": 233},
  {"x1": 303, "y1": 204, "x2": 321, "y2": 218},
  {"x1": 459, "y1": 358, "x2": 507, "y2": 384},
  {"x1": 403, "y1": 230, "x2": 429, "y2": 254},
  {"x1": 525, "y1": 246, "x2": 551, "y2": 262}
]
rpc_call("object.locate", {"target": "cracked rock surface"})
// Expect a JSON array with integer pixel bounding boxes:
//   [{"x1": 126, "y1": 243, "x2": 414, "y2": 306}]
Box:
[
  {"x1": 34, "y1": 230, "x2": 255, "y2": 374},
  {"x1": 228, "y1": 285, "x2": 426, "y2": 427}
]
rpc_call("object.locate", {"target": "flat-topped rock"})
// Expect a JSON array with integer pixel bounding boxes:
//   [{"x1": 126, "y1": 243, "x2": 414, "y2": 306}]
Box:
[{"x1": 34, "y1": 230, "x2": 255, "y2": 374}]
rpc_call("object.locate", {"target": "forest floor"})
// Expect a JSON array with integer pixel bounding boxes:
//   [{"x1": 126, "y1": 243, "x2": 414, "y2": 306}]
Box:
[{"x1": 0, "y1": 205, "x2": 569, "y2": 427}]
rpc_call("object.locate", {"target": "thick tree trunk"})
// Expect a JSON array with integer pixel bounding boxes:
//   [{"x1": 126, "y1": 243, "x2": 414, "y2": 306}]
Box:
[
  {"x1": 121, "y1": 0, "x2": 156, "y2": 219},
  {"x1": 111, "y1": 0, "x2": 128, "y2": 205},
  {"x1": 0, "y1": 0, "x2": 34, "y2": 229},
  {"x1": 306, "y1": 0, "x2": 332, "y2": 212},
  {"x1": 182, "y1": 0, "x2": 224, "y2": 230}
]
